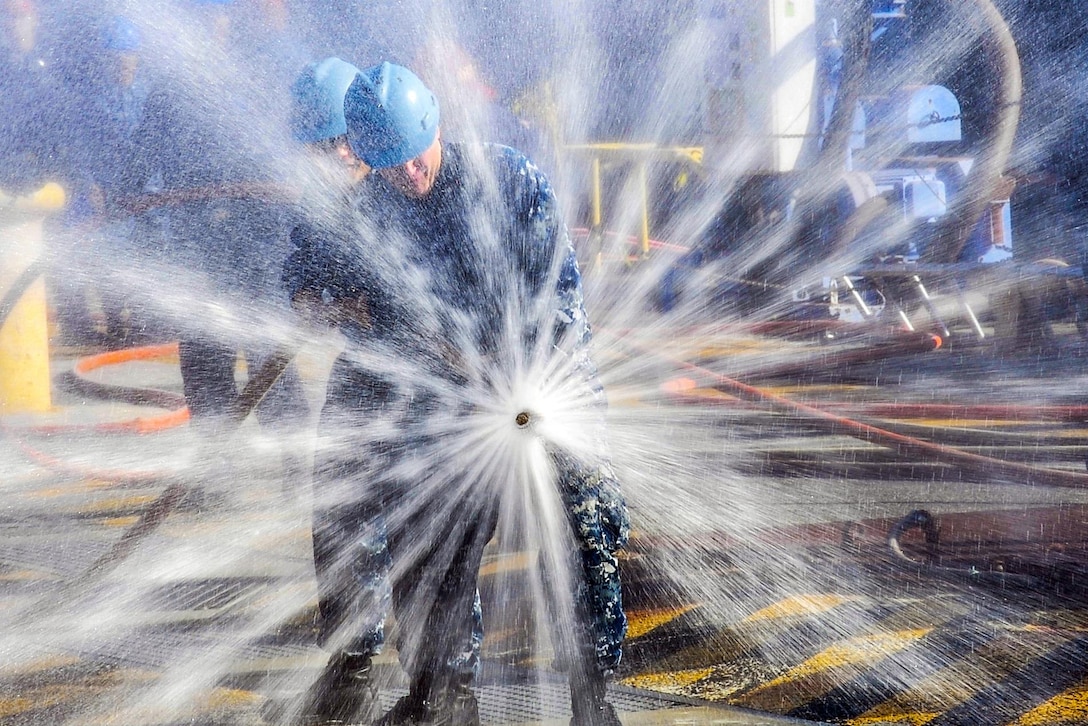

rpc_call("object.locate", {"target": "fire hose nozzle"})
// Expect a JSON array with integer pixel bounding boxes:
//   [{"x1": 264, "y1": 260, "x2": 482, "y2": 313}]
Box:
[{"x1": 515, "y1": 411, "x2": 531, "y2": 428}]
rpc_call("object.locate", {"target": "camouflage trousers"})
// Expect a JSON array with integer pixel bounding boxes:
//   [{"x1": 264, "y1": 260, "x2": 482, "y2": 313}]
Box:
[
  {"x1": 554, "y1": 458, "x2": 629, "y2": 673},
  {"x1": 311, "y1": 497, "x2": 487, "y2": 679},
  {"x1": 311, "y1": 360, "x2": 628, "y2": 677}
]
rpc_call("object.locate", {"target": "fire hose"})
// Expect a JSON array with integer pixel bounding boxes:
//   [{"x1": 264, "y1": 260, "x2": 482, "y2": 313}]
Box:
[
  {"x1": 5, "y1": 346, "x2": 296, "y2": 607},
  {"x1": 0, "y1": 251, "x2": 297, "y2": 592},
  {"x1": 659, "y1": 348, "x2": 1088, "y2": 490},
  {"x1": 659, "y1": 349, "x2": 1088, "y2": 594},
  {"x1": 65, "y1": 348, "x2": 295, "y2": 593}
]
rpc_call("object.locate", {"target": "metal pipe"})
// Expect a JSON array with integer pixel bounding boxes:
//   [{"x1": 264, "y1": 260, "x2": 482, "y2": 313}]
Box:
[
  {"x1": 840, "y1": 276, "x2": 873, "y2": 318},
  {"x1": 919, "y1": 0, "x2": 1022, "y2": 263},
  {"x1": 887, "y1": 509, "x2": 1041, "y2": 589},
  {"x1": 910, "y1": 275, "x2": 951, "y2": 339}
]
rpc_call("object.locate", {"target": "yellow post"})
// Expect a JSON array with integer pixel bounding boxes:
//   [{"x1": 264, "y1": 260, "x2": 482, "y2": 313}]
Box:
[
  {"x1": 563, "y1": 143, "x2": 704, "y2": 262},
  {"x1": 638, "y1": 161, "x2": 650, "y2": 257},
  {"x1": 590, "y1": 157, "x2": 604, "y2": 271},
  {"x1": 0, "y1": 182, "x2": 65, "y2": 414}
]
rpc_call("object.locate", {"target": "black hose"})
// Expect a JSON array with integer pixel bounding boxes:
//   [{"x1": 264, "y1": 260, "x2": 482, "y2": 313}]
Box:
[
  {"x1": 55, "y1": 369, "x2": 186, "y2": 410},
  {"x1": 887, "y1": 509, "x2": 1041, "y2": 589}
]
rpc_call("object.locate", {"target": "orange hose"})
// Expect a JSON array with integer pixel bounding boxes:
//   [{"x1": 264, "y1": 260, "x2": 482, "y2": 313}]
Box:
[
  {"x1": 58, "y1": 342, "x2": 189, "y2": 435},
  {"x1": 72, "y1": 341, "x2": 180, "y2": 374},
  {"x1": 25, "y1": 407, "x2": 190, "y2": 436},
  {"x1": 5, "y1": 344, "x2": 190, "y2": 481}
]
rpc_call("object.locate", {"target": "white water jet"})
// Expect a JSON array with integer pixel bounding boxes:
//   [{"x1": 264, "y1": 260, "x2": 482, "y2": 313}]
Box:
[{"x1": 2, "y1": 0, "x2": 1088, "y2": 724}]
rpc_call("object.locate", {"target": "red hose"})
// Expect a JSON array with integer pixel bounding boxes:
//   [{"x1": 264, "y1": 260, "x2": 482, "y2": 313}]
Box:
[
  {"x1": 823, "y1": 402, "x2": 1088, "y2": 424},
  {"x1": 3, "y1": 430, "x2": 168, "y2": 483},
  {"x1": 117, "y1": 182, "x2": 295, "y2": 215},
  {"x1": 666, "y1": 363, "x2": 1088, "y2": 489},
  {"x1": 725, "y1": 331, "x2": 942, "y2": 380},
  {"x1": 665, "y1": 351, "x2": 1088, "y2": 423}
]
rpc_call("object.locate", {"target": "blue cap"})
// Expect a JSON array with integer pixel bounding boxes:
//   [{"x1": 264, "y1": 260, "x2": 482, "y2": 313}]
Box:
[
  {"x1": 103, "y1": 16, "x2": 141, "y2": 52},
  {"x1": 344, "y1": 62, "x2": 440, "y2": 169},
  {"x1": 290, "y1": 57, "x2": 361, "y2": 143}
]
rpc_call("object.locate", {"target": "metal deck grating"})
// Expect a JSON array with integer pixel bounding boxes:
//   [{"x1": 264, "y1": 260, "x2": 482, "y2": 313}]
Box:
[
  {"x1": 144, "y1": 577, "x2": 273, "y2": 611},
  {"x1": 374, "y1": 682, "x2": 687, "y2": 725}
]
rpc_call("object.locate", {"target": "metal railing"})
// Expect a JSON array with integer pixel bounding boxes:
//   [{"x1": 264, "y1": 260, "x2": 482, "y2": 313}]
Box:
[{"x1": 562, "y1": 143, "x2": 703, "y2": 258}]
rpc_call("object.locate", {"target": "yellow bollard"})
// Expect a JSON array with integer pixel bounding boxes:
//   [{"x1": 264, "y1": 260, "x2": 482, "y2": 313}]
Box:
[{"x1": 0, "y1": 182, "x2": 65, "y2": 414}]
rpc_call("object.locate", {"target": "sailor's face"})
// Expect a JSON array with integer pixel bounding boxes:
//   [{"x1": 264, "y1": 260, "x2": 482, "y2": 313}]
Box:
[
  {"x1": 311, "y1": 135, "x2": 368, "y2": 183},
  {"x1": 378, "y1": 134, "x2": 442, "y2": 199}
]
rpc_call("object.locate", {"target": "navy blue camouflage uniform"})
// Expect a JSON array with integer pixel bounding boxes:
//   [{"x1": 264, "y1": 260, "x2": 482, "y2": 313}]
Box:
[{"x1": 285, "y1": 141, "x2": 628, "y2": 681}]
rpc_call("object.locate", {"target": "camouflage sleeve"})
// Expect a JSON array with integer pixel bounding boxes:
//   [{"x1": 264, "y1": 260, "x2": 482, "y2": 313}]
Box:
[
  {"x1": 282, "y1": 222, "x2": 327, "y2": 303},
  {"x1": 509, "y1": 149, "x2": 588, "y2": 351},
  {"x1": 516, "y1": 150, "x2": 629, "y2": 552},
  {"x1": 283, "y1": 221, "x2": 371, "y2": 307}
]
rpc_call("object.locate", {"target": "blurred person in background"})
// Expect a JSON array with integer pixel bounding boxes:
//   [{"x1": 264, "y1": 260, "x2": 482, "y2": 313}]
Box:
[
  {"x1": 190, "y1": 0, "x2": 234, "y2": 48},
  {"x1": 413, "y1": 35, "x2": 545, "y2": 160},
  {"x1": 0, "y1": 0, "x2": 67, "y2": 194},
  {"x1": 57, "y1": 15, "x2": 152, "y2": 348},
  {"x1": 0, "y1": 0, "x2": 89, "y2": 354},
  {"x1": 234, "y1": 0, "x2": 310, "y2": 107},
  {"x1": 125, "y1": 0, "x2": 309, "y2": 495}
]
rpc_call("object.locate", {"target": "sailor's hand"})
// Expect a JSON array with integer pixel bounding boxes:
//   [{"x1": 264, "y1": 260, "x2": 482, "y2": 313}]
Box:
[
  {"x1": 341, "y1": 295, "x2": 371, "y2": 329},
  {"x1": 290, "y1": 290, "x2": 328, "y2": 327}
]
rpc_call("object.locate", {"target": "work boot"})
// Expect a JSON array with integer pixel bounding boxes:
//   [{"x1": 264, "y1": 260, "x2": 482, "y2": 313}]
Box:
[
  {"x1": 299, "y1": 651, "x2": 380, "y2": 725},
  {"x1": 570, "y1": 670, "x2": 622, "y2": 726},
  {"x1": 433, "y1": 674, "x2": 480, "y2": 726},
  {"x1": 374, "y1": 674, "x2": 480, "y2": 726}
]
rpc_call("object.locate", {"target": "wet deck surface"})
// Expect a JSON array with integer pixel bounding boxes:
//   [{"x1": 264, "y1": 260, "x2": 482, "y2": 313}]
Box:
[{"x1": 5, "y1": 326, "x2": 1088, "y2": 725}]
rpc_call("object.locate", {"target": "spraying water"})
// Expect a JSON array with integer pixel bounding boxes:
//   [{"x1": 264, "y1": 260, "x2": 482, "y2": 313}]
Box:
[{"x1": 4, "y1": 0, "x2": 1088, "y2": 724}]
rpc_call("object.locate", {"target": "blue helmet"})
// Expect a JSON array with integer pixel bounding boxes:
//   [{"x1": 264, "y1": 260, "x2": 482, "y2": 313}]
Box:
[
  {"x1": 344, "y1": 62, "x2": 440, "y2": 169},
  {"x1": 290, "y1": 57, "x2": 361, "y2": 144},
  {"x1": 103, "y1": 16, "x2": 141, "y2": 52}
]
